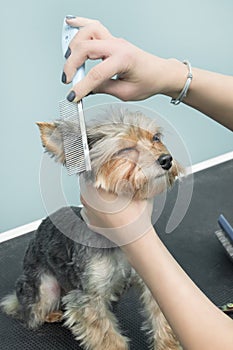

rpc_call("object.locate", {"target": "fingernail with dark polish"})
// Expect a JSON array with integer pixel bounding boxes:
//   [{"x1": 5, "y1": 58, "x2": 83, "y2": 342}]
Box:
[
  {"x1": 66, "y1": 15, "x2": 76, "y2": 19},
  {"x1": 61, "y1": 72, "x2": 67, "y2": 84},
  {"x1": 67, "y1": 90, "x2": 76, "y2": 102},
  {"x1": 64, "y1": 47, "x2": 71, "y2": 59}
]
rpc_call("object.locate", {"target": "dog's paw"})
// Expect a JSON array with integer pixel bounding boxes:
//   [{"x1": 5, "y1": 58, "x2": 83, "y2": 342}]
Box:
[{"x1": 45, "y1": 310, "x2": 63, "y2": 323}]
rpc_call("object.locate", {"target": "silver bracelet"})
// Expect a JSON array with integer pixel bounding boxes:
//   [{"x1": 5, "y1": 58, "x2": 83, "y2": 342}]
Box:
[{"x1": 170, "y1": 60, "x2": 193, "y2": 105}]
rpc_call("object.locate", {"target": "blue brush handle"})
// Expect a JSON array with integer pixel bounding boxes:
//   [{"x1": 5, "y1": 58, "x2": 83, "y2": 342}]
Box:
[
  {"x1": 62, "y1": 17, "x2": 85, "y2": 87},
  {"x1": 218, "y1": 214, "x2": 233, "y2": 243}
]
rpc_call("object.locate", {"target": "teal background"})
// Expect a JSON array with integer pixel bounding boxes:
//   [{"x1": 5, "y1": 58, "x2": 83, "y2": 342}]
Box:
[{"x1": 1, "y1": 0, "x2": 233, "y2": 232}]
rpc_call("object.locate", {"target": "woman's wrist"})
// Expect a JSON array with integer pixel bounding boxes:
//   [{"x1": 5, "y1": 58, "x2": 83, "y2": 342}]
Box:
[
  {"x1": 121, "y1": 225, "x2": 159, "y2": 267},
  {"x1": 160, "y1": 58, "x2": 191, "y2": 99}
]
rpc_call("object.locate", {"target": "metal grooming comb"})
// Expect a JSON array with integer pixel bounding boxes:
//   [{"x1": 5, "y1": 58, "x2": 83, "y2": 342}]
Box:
[{"x1": 59, "y1": 17, "x2": 91, "y2": 175}]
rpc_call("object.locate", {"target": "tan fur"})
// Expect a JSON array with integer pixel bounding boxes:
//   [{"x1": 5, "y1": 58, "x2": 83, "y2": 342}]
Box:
[
  {"x1": 36, "y1": 110, "x2": 182, "y2": 200},
  {"x1": 63, "y1": 292, "x2": 129, "y2": 350},
  {"x1": 0, "y1": 293, "x2": 19, "y2": 317},
  {"x1": 26, "y1": 274, "x2": 61, "y2": 329},
  {"x1": 36, "y1": 122, "x2": 65, "y2": 164}
]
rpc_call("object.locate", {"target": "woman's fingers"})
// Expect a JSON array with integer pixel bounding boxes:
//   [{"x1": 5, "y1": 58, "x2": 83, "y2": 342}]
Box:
[
  {"x1": 63, "y1": 38, "x2": 113, "y2": 79},
  {"x1": 68, "y1": 24, "x2": 112, "y2": 57},
  {"x1": 71, "y1": 61, "x2": 120, "y2": 101},
  {"x1": 62, "y1": 16, "x2": 123, "y2": 98},
  {"x1": 63, "y1": 40, "x2": 126, "y2": 101},
  {"x1": 66, "y1": 17, "x2": 113, "y2": 41},
  {"x1": 66, "y1": 16, "x2": 102, "y2": 27}
]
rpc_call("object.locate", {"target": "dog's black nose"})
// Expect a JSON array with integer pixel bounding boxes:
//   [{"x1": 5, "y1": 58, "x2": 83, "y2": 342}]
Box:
[{"x1": 158, "y1": 154, "x2": 173, "y2": 170}]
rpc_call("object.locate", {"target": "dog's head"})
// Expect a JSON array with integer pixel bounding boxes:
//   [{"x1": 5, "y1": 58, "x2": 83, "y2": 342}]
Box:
[{"x1": 37, "y1": 108, "x2": 182, "y2": 199}]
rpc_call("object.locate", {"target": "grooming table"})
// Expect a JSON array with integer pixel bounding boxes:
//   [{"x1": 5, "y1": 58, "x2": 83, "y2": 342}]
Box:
[{"x1": 1, "y1": 160, "x2": 233, "y2": 350}]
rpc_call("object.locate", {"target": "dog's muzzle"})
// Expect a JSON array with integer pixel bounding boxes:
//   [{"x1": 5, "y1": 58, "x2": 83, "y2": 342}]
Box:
[{"x1": 157, "y1": 154, "x2": 173, "y2": 170}]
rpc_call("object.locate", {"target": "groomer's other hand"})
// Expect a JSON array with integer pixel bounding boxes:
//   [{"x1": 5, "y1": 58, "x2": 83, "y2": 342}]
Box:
[
  {"x1": 63, "y1": 16, "x2": 187, "y2": 102},
  {"x1": 79, "y1": 178, "x2": 154, "y2": 246}
]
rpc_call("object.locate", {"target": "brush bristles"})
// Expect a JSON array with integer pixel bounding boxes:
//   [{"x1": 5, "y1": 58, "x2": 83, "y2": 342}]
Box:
[{"x1": 59, "y1": 99, "x2": 90, "y2": 175}]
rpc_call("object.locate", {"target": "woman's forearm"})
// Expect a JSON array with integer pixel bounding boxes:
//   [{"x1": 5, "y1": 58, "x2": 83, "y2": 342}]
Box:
[
  {"x1": 123, "y1": 227, "x2": 233, "y2": 350},
  {"x1": 184, "y1": 68, "x2": 233, "y2": 130},
  {"x1": 164, "y1": 61, "x2": 233, "y2": 130}
]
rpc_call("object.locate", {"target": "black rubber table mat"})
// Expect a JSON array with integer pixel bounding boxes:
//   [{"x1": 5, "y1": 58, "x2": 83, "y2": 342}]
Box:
[{"x1": 0, "y1": 160, "x2": 233, "y2": 349}]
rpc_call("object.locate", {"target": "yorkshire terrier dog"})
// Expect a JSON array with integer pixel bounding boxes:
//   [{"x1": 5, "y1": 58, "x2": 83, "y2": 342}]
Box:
[{"x1": 1, "y1": 109, "x2": 182, "y2": 350}]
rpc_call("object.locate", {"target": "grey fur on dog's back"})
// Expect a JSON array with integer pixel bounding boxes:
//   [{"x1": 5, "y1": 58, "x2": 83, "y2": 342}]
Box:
[
  {"x1": 40, "y1": 206, "x2": 117, "y2": 248},
  {"x1": 18, "y1": 206, "x2": 132, "y2": 300}
]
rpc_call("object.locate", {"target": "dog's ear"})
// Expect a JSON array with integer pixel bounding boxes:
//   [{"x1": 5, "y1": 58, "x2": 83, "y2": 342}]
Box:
[{"x1": 36, "y1": 122, "x2": 65, "y2": 163}]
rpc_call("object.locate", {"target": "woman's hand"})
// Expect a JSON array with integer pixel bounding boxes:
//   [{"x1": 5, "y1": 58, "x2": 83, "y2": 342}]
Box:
[
  {"x1": 63, "y1": 17, "x2": 187, "y2": 102},
  {"x1": 63, "y1": 16, "x2": 233, "y2": 130},
  {"x1": 79, "y1": 178, "x2": 154, "y2": 246}
]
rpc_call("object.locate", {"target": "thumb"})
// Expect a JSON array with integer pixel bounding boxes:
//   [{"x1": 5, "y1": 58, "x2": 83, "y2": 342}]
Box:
[{"x1": 69, "y1": 78, "x2": 127, "y2": 103}]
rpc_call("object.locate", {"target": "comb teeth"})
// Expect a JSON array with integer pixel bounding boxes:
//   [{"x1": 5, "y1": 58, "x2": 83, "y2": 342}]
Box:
[{"x1": 59, "y1": 99, "x2": 91, "y2": 175}]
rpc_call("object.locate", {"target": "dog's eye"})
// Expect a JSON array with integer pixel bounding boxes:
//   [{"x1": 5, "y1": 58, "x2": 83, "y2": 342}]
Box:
[
  {"x1": 152, "y1": 133, "x2": 161, "y2": 142},
  {"x1": 118, "y1": 147, "x2": 135, "y2": 154},
  {"x1": 115, "y1": 147, "x2": 136, "y2": 156}
]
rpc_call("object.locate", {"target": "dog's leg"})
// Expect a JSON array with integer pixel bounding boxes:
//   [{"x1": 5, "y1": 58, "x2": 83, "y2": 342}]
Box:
[
  {"x1": 1, "y1": 272, "x2": 61, "y2": 329},
  {"x1": 62, "y1": 290, "x2": 129, "y2": 350},
  {"x1": 136, "y1": 278, "x2": 181, "y2": 350},
  {"x1": 27, "y1": 273, "x2": 62, "y2": 328}
]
